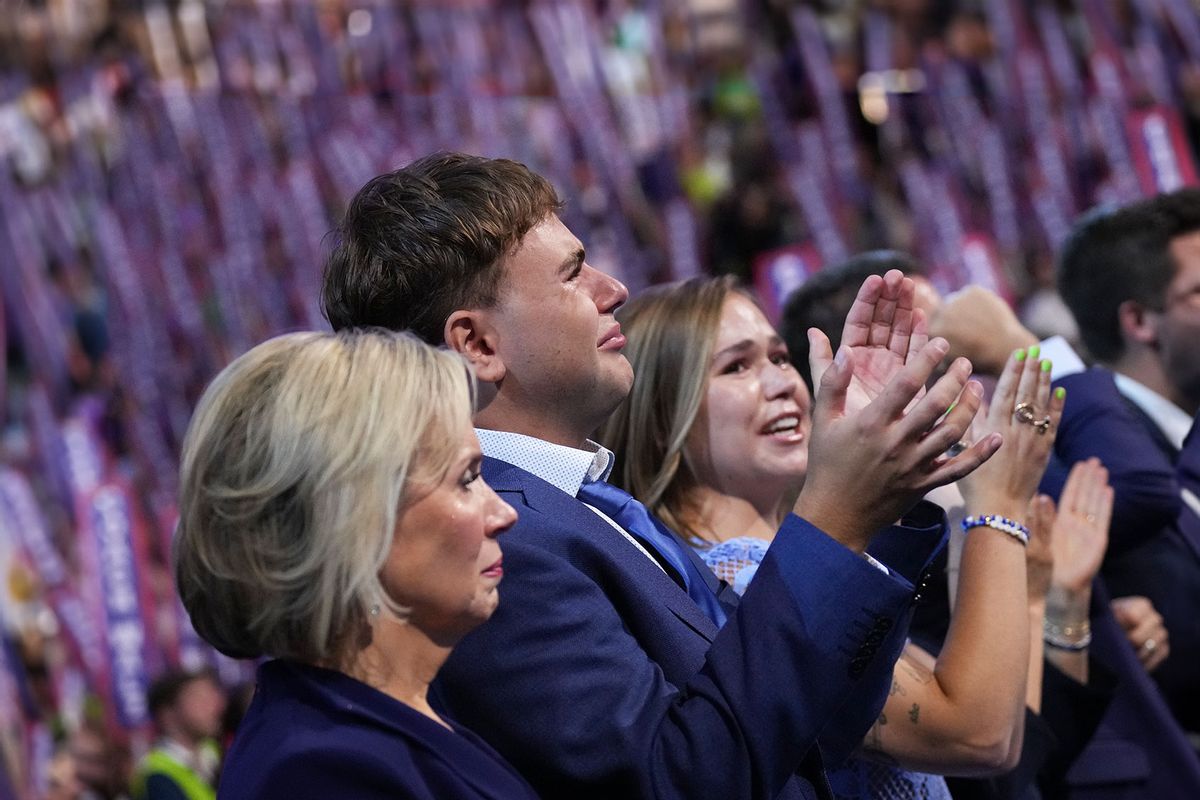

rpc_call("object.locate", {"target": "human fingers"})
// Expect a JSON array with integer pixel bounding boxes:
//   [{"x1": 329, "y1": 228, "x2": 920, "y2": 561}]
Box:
[
  {"x1": 1060, "y1": 459, "x2": 1092, "y2": 514},
  {"x1": 1094, "y1": 484, "x2": 1114, "y2": 538},
  {"x1": 1009, "y1": 350, "x2": 1058, "y2": 448},
  {"x1": 1042, "y1": 383, "x2": 1065, "y2": 446},
  {"x1": 923, "y1": 431, "x2": 1003, "y2": 487},
  {"x1": 905, "y1": 307, "x2": 929, "y2": 365},
  {"x1": 1082, "y1": 461, "x2": 1111, "y2": 519},
  {"x1": 1126, "y1": 607, "x2": 1168, "y2": 670},
  {"x1": 986, "y1": 348, "x2": 1026, "y2": 428},
  {"x1": 869, "y1": 337, "x2": 952, "y2": 421},
  {"x1": 1036, "y1": 358, "x2": 1056, "y2": 429},
  {"x1": 868, "y1": 271, "x2": 903, "y2": 347},
  {"x1": 1028, "y1": 494, "x2": 1057, "y2": 547},
  {"x1": 840, "y1": 274, "x2": 886, "y2": 350},
  {"x1": 1127, "y1": 603, "x2": 1163, "y2": 643},
  {"x1": 1067, "y1": 461, "x2": 1112, "y2": 542},
  {"x1": 1026, "y1": 494, "x2": 1057, "y2": 599},
  {"x1": 1032, "y1": 366, "x2": 1064, "y2": 453},
  {"x1": 884, "y1": 276, "x2": 916, "y2": 357},
  {"x1": 1079, "y1": 484, "x2": 1115, "y2": 576},
  {"x1": 808, "y1": 328, "x2": 834, "y2": 395},
  {"x1": 894, "y1": 352, "x2": 969, "y2": 434},
  {"x1": 812, "y1": 345, "x2": 852, "y2": 420},
  {"x1": 1012, "y1": 345, "x2": 1043, "y2": 417},
  {"x1": 1110, "y1": 595, "x2": 1151, "y2": 632},
  {"x1": 914, "y1": 378, "x2": 984, "y2": 460},
  {"x1": 1143, "y1": 629, "x2": 1170, "y2": 672}
]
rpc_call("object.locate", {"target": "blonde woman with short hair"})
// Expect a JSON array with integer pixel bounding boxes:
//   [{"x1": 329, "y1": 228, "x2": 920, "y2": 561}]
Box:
[{"x1": 175, "y1": 329, "x2": 535, "y2": 800}]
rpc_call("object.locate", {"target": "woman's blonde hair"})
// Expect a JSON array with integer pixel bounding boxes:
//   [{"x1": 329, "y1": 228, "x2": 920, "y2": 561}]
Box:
[
  {"x1": 599, "y1": 276, "x2": 743, "y2": 543},
  {"x1": 174, "y1": 329, "x2": 474, "y2": 665}
]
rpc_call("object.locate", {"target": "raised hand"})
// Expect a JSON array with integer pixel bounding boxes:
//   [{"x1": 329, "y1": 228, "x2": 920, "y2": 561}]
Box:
[
  {"x1": 795, "y1": 329, "x2": 1000, "y2": 552},
  {"x1": 957, "y1": 347, "x2": 1065, "y2": 522},
  {"x1": 1051, "y1": 459, "x2": 1113, "y2": 595},
  {"x1": 808, "y1": 269, "x2": 928, "y2": 415}
]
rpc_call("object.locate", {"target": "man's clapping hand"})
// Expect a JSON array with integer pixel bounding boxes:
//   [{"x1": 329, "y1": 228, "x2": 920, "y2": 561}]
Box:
[{"x1": 796, "y1": 271, "x2": 1002, "y2": 551}]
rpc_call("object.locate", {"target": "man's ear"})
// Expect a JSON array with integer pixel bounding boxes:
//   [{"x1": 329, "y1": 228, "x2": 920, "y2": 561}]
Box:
[
  {"x1": 445, "y1": 309, "x2": 506, "y2": 383},
  {"x1": 1117, "y1": 299, "x2": 1159, "y2": 348}
]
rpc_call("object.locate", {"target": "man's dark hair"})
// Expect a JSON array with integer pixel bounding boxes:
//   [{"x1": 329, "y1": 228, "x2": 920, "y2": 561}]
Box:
[
  {"x1": 322, "y1": 152, "x2": 563, "y2": 343},
  {"x1": 147, "y1": 668, "x2": 216, "y2": 721},
  {"x1": 780, "y1": 250, "x2": 921, "y2": 388},
  {"x1": 1057, "y1": 187, "x2": 1200, "y2": 363}
]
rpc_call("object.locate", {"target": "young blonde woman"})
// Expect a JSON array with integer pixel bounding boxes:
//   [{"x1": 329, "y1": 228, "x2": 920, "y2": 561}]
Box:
[{"x1": 600, "y1": 276, "x2": 1107, "y2": 799}]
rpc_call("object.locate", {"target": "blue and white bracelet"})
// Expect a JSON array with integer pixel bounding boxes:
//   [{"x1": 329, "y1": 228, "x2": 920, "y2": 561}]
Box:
[{"x1": 961, "y1": 514, "x2": 1030, "y2": 547}]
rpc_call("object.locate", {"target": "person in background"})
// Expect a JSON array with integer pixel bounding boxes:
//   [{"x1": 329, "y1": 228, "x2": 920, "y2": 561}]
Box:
[
  {"x1": 601, "y1": 275, "x2": 1065, "y2": 799},
  {"x1": 70, "y1": 725, "x2": 132, "y2": 800},
  {"x1": 1053, "y1": 190, "x2": 1200, "y2": 725},
  {"x1": 132, "y1": 670, "x2": 225, "y2": 800},
  {"x1": 780, "y1": 252, "x2": 924, "y2": 391},
  {"x1": 173, "y1": 330, "x2": 535, "y2": 800}
]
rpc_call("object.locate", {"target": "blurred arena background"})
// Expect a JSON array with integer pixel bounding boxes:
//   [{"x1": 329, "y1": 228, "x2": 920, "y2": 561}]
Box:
[{"x1": 2, "y1": 0, "x2": 1199, "y2": 796}]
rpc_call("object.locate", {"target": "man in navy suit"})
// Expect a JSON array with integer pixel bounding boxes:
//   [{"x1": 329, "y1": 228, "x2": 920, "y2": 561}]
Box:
[
  {"x1": 1051, "y1": 190, "x2": 1200, "y2": 746},
  {"x1": 321, "y1": 153, "x2": 996, "y2": 799}
]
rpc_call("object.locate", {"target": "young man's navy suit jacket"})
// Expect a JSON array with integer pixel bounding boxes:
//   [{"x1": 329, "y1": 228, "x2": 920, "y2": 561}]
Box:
[{"x1": 433, "y1": 456, "x2": 946, "y2": 800}]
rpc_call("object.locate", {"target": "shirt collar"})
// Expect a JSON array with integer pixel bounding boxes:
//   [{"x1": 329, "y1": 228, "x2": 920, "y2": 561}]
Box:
[
  {"x1": 1113, "y1": 373, "x2": 1193, "y2": 451},
  {"x1": 475, "y1": 428, "x2": 613, "y2": 497}
]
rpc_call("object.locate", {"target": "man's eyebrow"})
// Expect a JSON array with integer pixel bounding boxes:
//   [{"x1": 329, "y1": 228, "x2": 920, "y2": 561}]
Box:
[{"x1": 558, "y1": 248, "x2": 585, "y2": 276}]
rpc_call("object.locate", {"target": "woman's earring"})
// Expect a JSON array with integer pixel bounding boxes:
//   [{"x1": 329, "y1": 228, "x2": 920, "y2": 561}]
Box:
[{"x1": 369, "y1": 604, "x2": 381, "y2": 618}]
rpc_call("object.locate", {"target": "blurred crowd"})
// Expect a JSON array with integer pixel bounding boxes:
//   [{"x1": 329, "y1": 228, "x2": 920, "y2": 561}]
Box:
[{"x1": 3, "y1": 0, "x2": 1200, "y2": 797}]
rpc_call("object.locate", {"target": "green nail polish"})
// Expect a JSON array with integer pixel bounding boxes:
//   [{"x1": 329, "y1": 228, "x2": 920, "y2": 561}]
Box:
[
  {"x1": 1041, "y1": 359, "x2": 1052, "y2": 372},
  {"x1": 1055, "y1": 387, "x2": 1066, "y2": 400},
  {"x1": 1028, "y1": 345, "x2": 1040, "y2": 359},
  {"x1": 1014, "y1": 348, "x2": 1026, "y2": 361}
]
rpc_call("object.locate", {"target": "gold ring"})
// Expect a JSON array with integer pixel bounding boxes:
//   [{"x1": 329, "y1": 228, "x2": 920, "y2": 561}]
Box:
[
  {"x1": 1014, "y1": 402, "x2": 1039, "y2": 424},
  {"x1": 1033, "y1": 417, "x2": 1053, "y2": 435}
]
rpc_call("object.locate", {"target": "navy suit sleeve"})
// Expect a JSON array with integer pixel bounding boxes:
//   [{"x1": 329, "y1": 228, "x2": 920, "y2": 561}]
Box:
[
  {"x1": 818, "y1": 502, "x2": 949, "y2": 767},
  {"x1": 1043, "y1": 370, "x2": 1181, "y2": 555},
  {"x1": 436, "y1": 507, "x2": 937, "y2": 800}
]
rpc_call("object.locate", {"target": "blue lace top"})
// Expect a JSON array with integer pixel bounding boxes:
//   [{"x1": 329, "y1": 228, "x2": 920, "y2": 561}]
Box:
[{"x1": 697, "y1": 536, "x2": 952, "y2": 800}]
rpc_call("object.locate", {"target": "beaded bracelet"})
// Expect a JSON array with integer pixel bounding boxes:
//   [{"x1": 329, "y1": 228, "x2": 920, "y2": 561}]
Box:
[
  {"x1": 1044, "y1": 618, "x2": 1092, "y2": 651},
  {"x1": 961, "y1": 514, "x2": 1030, "y2": 546}
]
